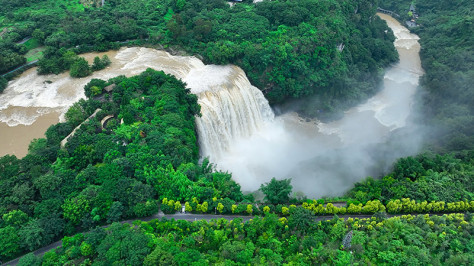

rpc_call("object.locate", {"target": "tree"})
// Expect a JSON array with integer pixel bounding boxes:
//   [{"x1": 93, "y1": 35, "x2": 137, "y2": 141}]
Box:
[
  {"x1": 133, "y1": 200, "x2": 158, "y2": 217},
  {"x1": 17, "y1": 252, "x2": 42, "y2": 266},
  {"x1": 260, "y1": 178, "x2": 293, "y2": 204},
  {"x1": 91, "y1": 55, "x2": 111, "y2": 71},
  {"x1": 263, "y1": 206, "x2": 270, "y2": 213},
  {"x1": 217, "y1": 203, "x2": 224, "y2": 213},
  {"x1": 32, "y1": 29, "x2": 46, "y2": 43},
  {"x1": 19, "y1": 219, "x2": 45, "y2": 251},
  {"x1": 0, "y1": 226, "x2": 20, "y2": 261},
  {"x1": 62, "y1": 196, "x2": 91, "y2": 225},
  {"x1": 288, "y1": 207, "x2": 313, "y2": 235},
  {"x1": 70, "y1": 57, "x2": 91, "y2": 78},
  {"x1": 246, "y1": 204, "x2": 253, "y2": 215},
  {"x1": 2, "y1": 210, "x2": 29, "y2": 228},
  {"x1": 65, "y1": 101, "x2": 86, "y2": 126},
  {"x1": 84, "y1": 78, "x2": 107, "y2": 98},
  {"x1": 107, "y1": 201, "x2": 124, "y2": 223},
  {"x1": 144, "y1": 246, "x2": 176, "y2": 266},
  {"x1": 0, "y1": 76, "x2": 7, "y2": 93},
  {"x1": 96, "y1": 224, "x2": 152, "y2": 265}
]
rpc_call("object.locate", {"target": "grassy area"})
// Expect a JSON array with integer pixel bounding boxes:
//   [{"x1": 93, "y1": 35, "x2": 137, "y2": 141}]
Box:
[
  {"x1": 0, "y1": 0, "x2": 85, "y2": 29},
  {"x1": 23, "y1": 38, "x2": 40, "y2": 50},
  {"x1": 25, "y1": 46, "x2": 45, "y2": 62},
  {"x1": 15, "y1": 0, "x2": 85, "y2": 15}
]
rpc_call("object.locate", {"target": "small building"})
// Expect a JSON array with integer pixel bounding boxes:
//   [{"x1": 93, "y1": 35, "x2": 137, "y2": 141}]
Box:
[
  {"x1": 104, "y1": 84, "x2": 116, "y2": 93},
  {"x1": 406, "y1": 20, "x2": 417, "y2": 28}
]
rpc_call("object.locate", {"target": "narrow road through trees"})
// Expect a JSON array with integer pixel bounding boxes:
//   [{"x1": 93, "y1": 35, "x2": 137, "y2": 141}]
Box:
[{"x1": 2, "y1": 211, "x2": 460, "y2": 266}]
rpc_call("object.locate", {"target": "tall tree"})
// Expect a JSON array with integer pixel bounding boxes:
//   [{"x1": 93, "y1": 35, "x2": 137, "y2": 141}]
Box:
[{"x1": 259, "y1": 177, "x2": 292, "y2": 204}]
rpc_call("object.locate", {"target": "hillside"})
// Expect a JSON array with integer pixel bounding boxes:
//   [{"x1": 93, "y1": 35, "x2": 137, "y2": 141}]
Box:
[{"x1": 0, "y1": 0, "x2": 473, "y2": 264}]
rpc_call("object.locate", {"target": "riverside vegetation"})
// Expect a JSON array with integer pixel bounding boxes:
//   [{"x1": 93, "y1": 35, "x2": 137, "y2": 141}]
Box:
[
  {"x1": 1, "y1": 69, "x2": 472, "y2": 264},
  {"x1": 0, "y1": 0, "x2": 398, "y2": 119},
  {"x1": 0, "y1": 0, "x2": 473, "y2": 264},
  {"x1": 379, "y1": 0, "x2": 474, "y2": 154}
]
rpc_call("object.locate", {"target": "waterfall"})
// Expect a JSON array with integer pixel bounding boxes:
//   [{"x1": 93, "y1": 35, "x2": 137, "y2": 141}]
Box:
[
  {"x1": 184, "y1": 65, "x2": 274, "y2": 160},
  {"x1": 0, "y1": 47, "x2": 274, "y2": 158}
]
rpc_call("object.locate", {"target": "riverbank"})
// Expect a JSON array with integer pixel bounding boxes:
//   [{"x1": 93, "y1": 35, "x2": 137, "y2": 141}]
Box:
[{"x1": 0, "y1": 50, "x2": 118, "y2": 157}]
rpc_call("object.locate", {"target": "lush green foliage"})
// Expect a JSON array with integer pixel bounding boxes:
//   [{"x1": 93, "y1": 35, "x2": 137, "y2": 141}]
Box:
[
  {"x1": 69, "y1": 57, "x2": 91, "y2": 78},
  {"x1": 1, "y1": 0, "x2": 472, "y2": 262},
  {"x1": 260, "y1": 177, "x2": 293, "y2": 204},
  {"x1": 21, "y1": 212, "x2": 474, "y2": 265},
  {"x1": 1, "y1": 0, "x2": 398, "y2": 119},
  {"x1": 37, "y1": 48, "x2": 80, "y2": 75},
  {"x1": 380, "y1": 0, "x2": 474, "y2": 153},
  {"x1": 0, "y1": 38, "x2": 27, "y2": 74},
  {"x1": 0, "y1": 70, "x2": 243, "y2": 262},
  {"x1": 91, "y1": 55, "x2": 111, "y2": 71},
  {"x1": 166, "y1": 0, "x2": 398, "y2": 111},
  {"x1": 0, "y1": 76, "x2": 8, "y2": 93},
  {"x1": 164, "y1": 196, "x2": 474, "y2": 217},
  {"x1": 348, "y1": 153, "x2": 473, "y2": 203}
]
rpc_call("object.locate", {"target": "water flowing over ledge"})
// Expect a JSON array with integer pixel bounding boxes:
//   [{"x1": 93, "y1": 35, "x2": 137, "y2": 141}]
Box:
[
  {"x1": 206, "y1": 14, "x2": 425, "y2": 196},
  {"x1": 188, "y1": 65, "x2": 274, "y2": 160},
  {"x1": 0, "y1": 47, "x2": 274, "y2": 158}
]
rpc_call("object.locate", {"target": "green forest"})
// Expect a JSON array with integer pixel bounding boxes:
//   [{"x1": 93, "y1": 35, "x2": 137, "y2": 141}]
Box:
[
  {"x1": 15, "y1": 213, "x2": 474, "y2": 265},
  {"x1": 0, "y1": 0, "x2": 473, "y2": 264},
  {"x1": 0, "y1": 0, "x2": 398, "y2": 119}
]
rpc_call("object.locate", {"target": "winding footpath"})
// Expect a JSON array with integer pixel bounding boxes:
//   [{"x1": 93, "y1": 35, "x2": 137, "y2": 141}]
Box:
[{"x1": 1, "y1": 211, "x2": 462, "y2": 266}]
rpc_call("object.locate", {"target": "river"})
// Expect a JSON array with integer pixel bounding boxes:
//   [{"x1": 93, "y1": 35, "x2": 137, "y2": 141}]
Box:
[
  {"x1": 209, "y1": 14, "x2": 424, "y2": 197},
  {"x1": 0, "y1": 14, "x2": 422, "y2": 198}
]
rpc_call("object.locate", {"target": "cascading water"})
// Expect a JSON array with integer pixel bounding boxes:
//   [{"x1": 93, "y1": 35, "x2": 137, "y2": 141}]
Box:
[
  {"x1": 185, "y1": 65, "x2": 274, "y2": 160},
  {"x1": 197, "y1": 13, "x2": 425, "y2": 196},
  {"x1": 0, "y1": 47, "x2": 274, "y2": 158}
]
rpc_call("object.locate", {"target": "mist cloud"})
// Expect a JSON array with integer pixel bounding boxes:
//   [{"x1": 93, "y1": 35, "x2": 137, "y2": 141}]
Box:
[{"x1": 209, "y1": 16, "x2": 426, "y2": 198}]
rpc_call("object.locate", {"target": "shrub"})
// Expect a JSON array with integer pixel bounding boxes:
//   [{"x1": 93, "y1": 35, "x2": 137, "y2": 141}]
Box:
[{"x1": 70, "y1": 57, "x2": 91, "y2": 78}]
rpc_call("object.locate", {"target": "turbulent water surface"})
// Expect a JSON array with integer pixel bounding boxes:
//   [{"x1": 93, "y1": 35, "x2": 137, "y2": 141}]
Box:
[
  {"x1": 1, "y1": 14, "x2": 422, "y2": 198},
  {"x1": 209, "y1": 14, "x2": 424, "y2": 197}
]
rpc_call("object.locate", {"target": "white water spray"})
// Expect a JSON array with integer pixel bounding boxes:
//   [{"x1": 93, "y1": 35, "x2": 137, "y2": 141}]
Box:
[
  {"x1": 200, "y1": 14, "x2": 425, "y2": 196},
  {"x1": 186, "y1": 65, "x2": 274, "y2": 160}
]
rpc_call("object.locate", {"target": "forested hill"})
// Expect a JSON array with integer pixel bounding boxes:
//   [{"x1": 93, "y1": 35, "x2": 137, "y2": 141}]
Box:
[
  {"x1": 0, "y1": 0, "x2": 398, "y2": 118},
  {"x1": 0, "y1": 69, "x2": 245, "y2": 262},
  {"x1": 379, "y1": 0, "x2": 474, "y2": 154}
]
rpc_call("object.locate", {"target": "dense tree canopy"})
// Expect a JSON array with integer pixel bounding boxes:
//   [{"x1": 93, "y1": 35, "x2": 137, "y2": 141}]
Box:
[
  {"x1": 0, "y1": 69, "x2": 243, "y2": 262},
  {"x1": 0, "y1": 0, "x2": 473, "y2": 263},
  {"x1": 16, "y1": 212, "x2": 474, "y2": 265},
  {"x1": 260, "y1": 177, "x2": 293, "y2": 204},
  {"x1": 0, "y1": 0, "x2": 398, "y2": 119},
  {"x1": 348, "y1": 153, "x2": 473, "y2": 203}
]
